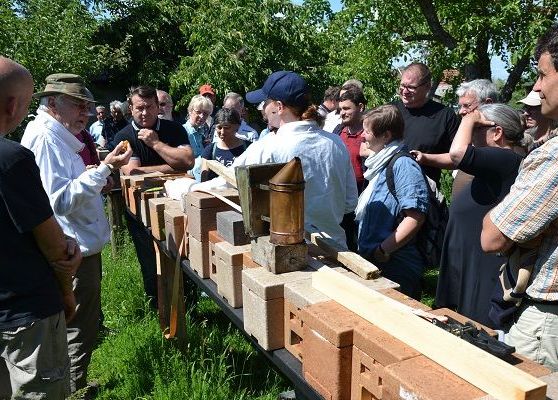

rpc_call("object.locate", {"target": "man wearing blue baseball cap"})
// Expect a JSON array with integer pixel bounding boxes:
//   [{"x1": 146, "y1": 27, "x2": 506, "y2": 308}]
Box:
[{"x1": 234, "y1": 71, "x2": 358, "y2": 248}]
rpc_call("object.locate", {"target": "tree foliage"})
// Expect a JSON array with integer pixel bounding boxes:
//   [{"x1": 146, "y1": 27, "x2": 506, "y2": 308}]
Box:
[
  {"x1": 169, "y1": 0, "x2": 333, "y2": 108},
  {"x1": 92, "y1": 0, "x2": 189, "y2": 89},
  {"x1": 330, "y1": 0, "x2": 557, "y2": 103},
  {"x1": 1, "y1": 0, "x2": 102, "y2": 89}
]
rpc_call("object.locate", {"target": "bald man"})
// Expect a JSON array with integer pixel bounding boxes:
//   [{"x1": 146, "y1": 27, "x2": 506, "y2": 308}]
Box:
[
  {"x1": 0, "y1": 57, "x2": 82, "y2": 398},
  {"x1": 157, "y1": 89, "x2": 174, "y2": 121}
]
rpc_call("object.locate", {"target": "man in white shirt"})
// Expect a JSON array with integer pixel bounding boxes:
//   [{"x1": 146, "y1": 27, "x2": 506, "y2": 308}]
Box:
[
  {"x1": 88, "y1": 105, "x2": 106, "y2": 146},
  {"x1": 21, "y1": 73, "x2": 131, "y2": 394},
  {"x1": 235, "y1": 71, "x2": 358, "y2": 248}
]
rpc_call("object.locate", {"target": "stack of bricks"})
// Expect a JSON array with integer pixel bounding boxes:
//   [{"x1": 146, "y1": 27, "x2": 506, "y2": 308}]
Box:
[
  {"x1": 284, "y1": 267, "x2": 399, "y2": 363},
  {"x1": 300, "y1": 300, "x2": 371, "y2": 400},
  {"x1": 212, "y1": 211, "x2": 250, "y2": 305},
  {"x1": 181, "y1": 189, "x2": 238, "y2": 278},
  {"x1": 241, "y1": 267, "x2": 315, "y2": 350},
  {"x1": 214, "y1": 241, "x2": 251, "y2": 308}
]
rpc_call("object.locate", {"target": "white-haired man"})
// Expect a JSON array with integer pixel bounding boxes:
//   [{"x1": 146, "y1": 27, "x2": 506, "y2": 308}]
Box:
[{"x1": 21, "y1": 73, "x2": 132, "y2": 393}]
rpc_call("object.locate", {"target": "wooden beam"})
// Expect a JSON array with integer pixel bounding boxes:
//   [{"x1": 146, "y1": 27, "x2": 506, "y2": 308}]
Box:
[
  {"x1": 307, "y1": 231, "x2": 380, "y2": 279},
  {"x1": 311, "y1": 268, "x2": 547, "y2": 400},
  {"x1": 206, "y1": 160, "x2": 237, "y2": 187}
]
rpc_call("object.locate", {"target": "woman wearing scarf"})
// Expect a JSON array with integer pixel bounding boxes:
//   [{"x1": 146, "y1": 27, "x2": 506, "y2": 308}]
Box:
[{"x1": 356, "y1": 105, "x2": 429, "y2": 299}]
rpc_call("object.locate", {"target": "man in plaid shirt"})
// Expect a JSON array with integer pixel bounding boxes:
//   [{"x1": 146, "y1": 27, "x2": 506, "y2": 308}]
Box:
[{"x1": 482, "y1": 24, "x2": 558, "y2": 372}]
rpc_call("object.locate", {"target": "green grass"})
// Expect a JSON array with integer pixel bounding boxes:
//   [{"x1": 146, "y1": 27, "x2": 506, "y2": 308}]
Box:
[{"x1": 87, "y1": 236, "x2": 288, "y2": 399}]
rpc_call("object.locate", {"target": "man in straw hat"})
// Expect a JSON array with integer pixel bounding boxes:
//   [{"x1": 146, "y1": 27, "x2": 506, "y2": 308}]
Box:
[
  {"x1": 0, "y1": 58, "x2": 83, "y2": 399},
  {"x1": 21, "y1": 73, "x2": 132, "y2": 393}
]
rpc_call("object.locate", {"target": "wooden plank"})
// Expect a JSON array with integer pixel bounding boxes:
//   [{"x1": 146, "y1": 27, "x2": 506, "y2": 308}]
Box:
[
  {"x1": 311, "y1": 268, "x2": 547, "y2": 400},
  {"x1": 206, "y1": 160, "x2": 237, "y2": 187},
  {"x1": 307, "y1": 231, "x2": 380, "y2": 280}
]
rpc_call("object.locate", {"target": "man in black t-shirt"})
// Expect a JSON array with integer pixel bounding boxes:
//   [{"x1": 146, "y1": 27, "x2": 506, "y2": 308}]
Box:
[
  {"x1": 0, "y1": 57, "x2": 82, "y2": 399},
  {"x1": 394, "y1": 63, "x2": 460, "y2": 185},
  {"x1": 114, "y1": 86, "x2": 194, "y2": 303},
  {"x1": 115, "y1": 86, "x2": 194, "y2": 175}
]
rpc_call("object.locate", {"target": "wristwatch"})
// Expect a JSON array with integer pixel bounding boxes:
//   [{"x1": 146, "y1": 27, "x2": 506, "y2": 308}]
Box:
[{"x1": 104, "y1": 163, "x2": 115, "y2": 173}]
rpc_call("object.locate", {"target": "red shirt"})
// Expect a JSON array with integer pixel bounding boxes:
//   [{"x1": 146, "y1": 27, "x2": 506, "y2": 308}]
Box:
[
  {"x1": 340, "y1": 126, "x2": 364, "y2": 191},
  {"x1": 76, "y1": 130, "x2": 100, "y2": 167}
]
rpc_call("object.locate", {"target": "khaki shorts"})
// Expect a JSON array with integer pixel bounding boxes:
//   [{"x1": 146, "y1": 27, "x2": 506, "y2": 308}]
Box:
[
  {"x1": 505, "y1": 302, "x2": 558, "y2": 372},
  {"x1": 0, "y1": 311, "x2": 70, "y2": 399}
]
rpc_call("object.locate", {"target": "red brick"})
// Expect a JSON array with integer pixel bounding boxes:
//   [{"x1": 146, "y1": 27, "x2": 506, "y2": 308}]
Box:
[
  {"x1": 300, "y1": 301, "x2": 368, "y2": 347},
  {"x1": 351, "y1": 325, "x2": 420, "y2": 400},
  {"x1": 303, "y1": 323, "x2": 353, "y2": 400},
  {"x1": 506, "y1": 353, "x2": 552, "y2": 378},
  {"x1": 378, "y1": 288, "x2": 431, "y2": 311},
  {"x1": 383, "y1": 355, "x2": 485, "y2": 400},
  {"x1": 351, "y1": 346, "x2": 383, "y2": 400},
  {"x1": 353, "y1": 324, "x2": 420, "y2": 369},
  {"x1": 243, "y1": 252, "x2": 262, "y2": 269}
]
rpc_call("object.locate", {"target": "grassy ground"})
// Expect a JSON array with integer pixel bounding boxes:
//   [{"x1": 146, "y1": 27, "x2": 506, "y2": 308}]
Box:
[{"x1": 85, "y1": 235, "x2": 289, "y2": 399}]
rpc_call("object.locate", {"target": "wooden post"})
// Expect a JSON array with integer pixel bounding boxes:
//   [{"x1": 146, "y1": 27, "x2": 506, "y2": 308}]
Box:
[
  {"x1": 154, "y1": 240, "x2": 186, "y2": 342},
  {"x1": 107, "y1": 189, "x2": 125, "y2": 258}
]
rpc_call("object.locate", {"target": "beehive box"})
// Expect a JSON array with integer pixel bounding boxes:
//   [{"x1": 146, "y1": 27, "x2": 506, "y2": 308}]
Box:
[{"x1": 182, "y1": 190, "x2": 238, "y2": 242}]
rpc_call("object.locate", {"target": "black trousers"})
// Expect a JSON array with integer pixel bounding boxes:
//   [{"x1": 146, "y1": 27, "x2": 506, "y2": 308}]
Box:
[{"x1": 125, "y1": 212, "x2": 158, "y2": 303}]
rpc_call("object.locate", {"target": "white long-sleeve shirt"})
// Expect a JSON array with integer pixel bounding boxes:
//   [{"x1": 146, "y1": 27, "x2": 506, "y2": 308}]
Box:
[
  {"x1": 233, "y1": 120, "x2": 358, "y2": 248},
  {"x1": 21, "y1": 110, "x2": 111, "y2": 256}
]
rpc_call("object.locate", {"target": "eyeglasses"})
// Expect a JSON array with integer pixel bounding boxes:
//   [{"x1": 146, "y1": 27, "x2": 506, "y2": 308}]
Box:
[
  {"x1": 62, "y1": 96, "x2": 93, "y2": 112},
  {"x1": 399, "y1": 75, "x2": 431, "y2": 93},
  {"x1": 400, "y1": 81, "x2": 429, "y2": 93},
  {"x1": 192, "y1": 109, "x2": 210, "y2": 116},
  {"x1": 458, "y1": 102, "x2": 479, "y2": 112}
]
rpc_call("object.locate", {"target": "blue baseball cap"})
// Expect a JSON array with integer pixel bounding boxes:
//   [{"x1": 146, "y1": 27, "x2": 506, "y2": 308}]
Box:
[{"x1": 246, "y1": 71, "x2": 309, "y2": 106}]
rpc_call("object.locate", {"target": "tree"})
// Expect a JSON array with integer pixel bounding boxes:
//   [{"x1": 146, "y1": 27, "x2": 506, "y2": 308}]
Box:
[
  {"x1": 169, "y1": 0, "x2": 333, "y2": 108},
  {"x1": 1, "y1": 0, "x2": 102, "y2": 88},
  {"x1": 91, "y1": 0, "x2": 190, "y2": 89},
  {"x1": 328, "y1": 0, "x2": 558, "y2": 103}
]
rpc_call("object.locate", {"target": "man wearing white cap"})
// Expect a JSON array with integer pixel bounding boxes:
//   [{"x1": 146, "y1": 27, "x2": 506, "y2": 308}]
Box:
[
  {"x1": 21, "y1": 73, "x2": 132, "y2": 394},
  {"x1": 518, "y1": 90, "x2": 557, "y2": 152}
]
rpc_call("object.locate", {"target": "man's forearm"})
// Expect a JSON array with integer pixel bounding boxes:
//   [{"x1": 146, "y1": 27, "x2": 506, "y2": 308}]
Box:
[
  {"x1": 481, "y1": 212, "x2": 513, "y2": 253},
  {"x1": 32, "y1": 217, "x2": 76, "y2": 295},
  {"x1": 125, "y1": 164, "x2": 178, "y2": 174},
  {"x1": 152, "y1": 142, "x2": 193, "y2": 171}
]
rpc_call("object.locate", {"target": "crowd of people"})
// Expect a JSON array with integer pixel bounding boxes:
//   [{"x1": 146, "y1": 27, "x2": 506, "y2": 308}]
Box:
[{"x1": 1, "y1": 23, "x2": 558, "y2": 399}]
